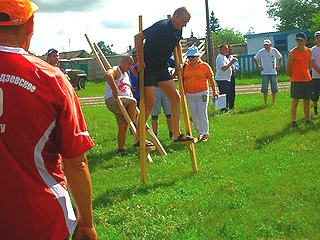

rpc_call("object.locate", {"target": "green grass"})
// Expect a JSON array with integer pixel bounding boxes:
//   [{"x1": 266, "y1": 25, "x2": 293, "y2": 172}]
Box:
[
  {"x1": 76, "y1": 82, "x2": 106, "y2": 97},
  {"x1": 80, "y1": 89, "x2": 320, "y2": 239}
]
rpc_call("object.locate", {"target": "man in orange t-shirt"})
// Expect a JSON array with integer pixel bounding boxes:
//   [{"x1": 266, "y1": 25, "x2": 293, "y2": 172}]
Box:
[{"x1": 286, "y1": 32, "x2": 313, "y2": 128}]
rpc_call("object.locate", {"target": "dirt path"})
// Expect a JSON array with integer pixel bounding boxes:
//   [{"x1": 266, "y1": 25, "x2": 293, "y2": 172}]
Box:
[{"x1": 78, "y1": 82, "x2": 290, "y2": 107}]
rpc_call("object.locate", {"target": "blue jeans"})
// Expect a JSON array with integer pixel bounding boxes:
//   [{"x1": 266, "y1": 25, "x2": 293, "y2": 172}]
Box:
[{"x1": 261, "y1": 75, "x2": 278, "y2": 93}]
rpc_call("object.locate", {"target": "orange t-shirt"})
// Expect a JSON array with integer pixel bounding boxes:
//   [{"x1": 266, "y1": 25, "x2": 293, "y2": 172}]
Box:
[
  {"x1": 290, "y1": 47, "x2": 312, "y2": 82},
  {"x1": 182, "y1": 61, "x2": 214, "y2": 94}
]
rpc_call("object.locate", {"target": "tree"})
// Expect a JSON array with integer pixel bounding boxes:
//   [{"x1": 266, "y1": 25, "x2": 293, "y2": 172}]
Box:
[
  {"x1": 211, "y1": 28, "x2": 246, "y2": 46},
  {"x1": 246, "y1": 27, "x2": 256, "y2": 35},
  {"x1": 310, "y1": 13, "x2": 320, "y2": 33},
  {"x1": 266, "y1": 0, "x2": 320, "y2": 31},
  {"x1": 209, "y1": 11, "x2": 220, "y2": 33},
  {"x1": 97, "y1": 41, "x2": 116, "y2": 55}
]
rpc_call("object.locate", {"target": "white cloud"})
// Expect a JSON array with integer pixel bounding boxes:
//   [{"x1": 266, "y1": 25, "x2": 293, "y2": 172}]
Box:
[{"x1": 29, "y1": 0, "x2": 278, "y2": 56}]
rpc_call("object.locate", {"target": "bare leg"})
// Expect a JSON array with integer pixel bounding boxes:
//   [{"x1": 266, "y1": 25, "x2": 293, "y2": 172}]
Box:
[
  {"x1": 118, "y1": 120, "x2": 128, "y2": 150},
  {"x1": 134, "y1": 86, "x2": 155, "y2": 143},
  {"x1": 264, "y1": 93, "x2": 268, "y2": 106},
  {"x1": 272, "y1": 92, "x2": 276, "y2": 104},
  {"x1": 151, "y1": 118, "x2": 158, "y2": 135},
  {"x1": 291, "y1": 98, "x2": 299, "y2": 122},
  {"x1": 157, "y1": 80, "x2": 183, "y2": 140},
  {"x1": 313, "y1": 101, "x2": 318, "y2": 107},
  {"x1": 166, "y1": 118, "x2": 173, "y2": 133},
  {"x1": 303, "y1": 99, "x2": 311, "y2": 121},
  {"x1": 126, "y1": 99, "x2": 137, "y2": 122}
]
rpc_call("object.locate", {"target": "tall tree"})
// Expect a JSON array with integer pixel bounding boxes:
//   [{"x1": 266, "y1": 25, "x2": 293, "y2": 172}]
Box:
[
  {"x1": 209, "y1": 11, "x2": 220, "y2": 33},
  {"x1": 266, "y1": 0, "x2": 320, "y2": 31},
  {"x1": 97, "y1": 41, "x2": 116, "y2": 56},
  {"x1": 212, "y1": 28, "x2": 245, "y2": 46},
  {"x1": 310, "y1": 13, "x2": 320, "y2": 33}
]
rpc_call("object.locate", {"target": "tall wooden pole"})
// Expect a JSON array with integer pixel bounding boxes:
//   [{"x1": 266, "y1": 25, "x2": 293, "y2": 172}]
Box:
[
  {"x1": 138, "y1": 15, "x2": 147, "y2": 183},
  {"x1": 205, "y1": 0, "x2": 214, "y2": 68}
]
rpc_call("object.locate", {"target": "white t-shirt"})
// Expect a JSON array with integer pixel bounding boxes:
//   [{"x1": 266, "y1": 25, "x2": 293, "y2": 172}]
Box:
[
  {"x1": 215, "y1": 53, "x2": 232, "y2": 81},
  {"x1": 254, "y1": 47, "x2": 282, "y2": 75},
  {"x1": 104, "y1": 66, "x2": 132, "y2": 100},
  {"x1": 311, "y1": 45, "x2": 320, "y2": 79}
]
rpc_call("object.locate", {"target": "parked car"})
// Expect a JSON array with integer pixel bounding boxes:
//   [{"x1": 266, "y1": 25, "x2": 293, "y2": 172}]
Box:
[{"x1": 59, "y1": 59, "x2": 87, "y2": 90}]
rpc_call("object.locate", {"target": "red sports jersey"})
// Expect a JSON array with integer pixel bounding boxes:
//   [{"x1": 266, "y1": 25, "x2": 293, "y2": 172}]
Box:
[{"x1": 0, "y1": 46, "x2": 94, "y2": 240}]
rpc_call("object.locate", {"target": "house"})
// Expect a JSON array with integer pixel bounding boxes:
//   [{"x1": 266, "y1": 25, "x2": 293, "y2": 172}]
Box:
[{"x1": 239, "y1": 29, "x2": 313, "y2": 72}]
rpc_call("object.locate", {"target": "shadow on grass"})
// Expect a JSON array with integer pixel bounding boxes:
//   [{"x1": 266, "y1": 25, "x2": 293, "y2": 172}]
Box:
[
  {"x1": 233, "y1": 105, "x2": 267, "y2": 115},
  {"x1": 207, "y1": 105, "x2": 267, "y2": 118},
  {"x1": 88, "y1": 150, "x2": 140, "y2": 173},
  {"x1": 88, "y1": 141, "x2": 187, "y2": 173},
  {"x1": 92, "y1": 171, "x2": 195, "y2": 209},
  {"x1": 255, "y1": 119, "x2": 320, "y2": 149}
]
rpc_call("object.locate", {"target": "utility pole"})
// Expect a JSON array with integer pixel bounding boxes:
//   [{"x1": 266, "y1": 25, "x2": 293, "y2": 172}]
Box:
[{"x1": 205, "y1": 0, "x2": 213, "y2": 68}]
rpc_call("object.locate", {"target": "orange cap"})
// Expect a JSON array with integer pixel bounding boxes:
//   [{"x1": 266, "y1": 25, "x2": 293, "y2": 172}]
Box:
[{"x1": 0, "y1": 0, "x2": 39, "y2": 26}]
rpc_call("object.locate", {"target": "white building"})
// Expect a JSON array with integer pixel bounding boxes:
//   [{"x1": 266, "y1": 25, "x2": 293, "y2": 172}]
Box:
[{"x1": 238, "y1": 29, "x2": 313, "y2": 72}]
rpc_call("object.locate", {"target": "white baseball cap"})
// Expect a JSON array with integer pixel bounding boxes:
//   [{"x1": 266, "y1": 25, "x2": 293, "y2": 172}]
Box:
[{"x1": 263, "y1": 39, "x2": 272, "y2": 45}]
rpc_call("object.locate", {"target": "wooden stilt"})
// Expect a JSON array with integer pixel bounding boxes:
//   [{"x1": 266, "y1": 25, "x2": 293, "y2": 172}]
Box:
[
  {"x1": 173, "y1": 45, "x2": 198, "y2": 173},
  {"x1": 84, "y1": 34, "x2": 154, "y2": 163},
  {"x1": 95, "y1": 40, "x2": 166, "y2": 157},
  {"x1": 138, "y1": 15, "x2": 147, "y2": 183}
]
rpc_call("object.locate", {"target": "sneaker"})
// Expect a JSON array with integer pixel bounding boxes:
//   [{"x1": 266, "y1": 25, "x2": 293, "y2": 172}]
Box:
[
  {"x1": 313, "y1": 112, "x2": 318, "y2": 116},
  {"x1": 292, "y1": 121, "x2": 299, "y2": 128},
  {"x1": 201, "y1": 134, "x2": 208, "y2": 142},
  {"x1": 306, "y1": 120, "x2": 314, "y2": 125},
  {"x1": 117, "y1": 149, "x2": 131, "y2": 156}
]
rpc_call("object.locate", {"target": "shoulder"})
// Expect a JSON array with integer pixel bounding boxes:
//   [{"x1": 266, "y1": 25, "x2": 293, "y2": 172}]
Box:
[
  {"x1": 144, "y1": 19, "x2": 167, "y2": 31},
  {"x1": 254, "y1": 49, "x2": 263, "y2": 57},
  {"x1": 107, "y1": 66, "x2": 120, "y2": 76},
  {"x1": 199, "y1": 61, "x2": 211, "y2": 68},
  {"x1": 289, "y1": 47, "x2": 297, "y2": 53},
  {"x1": 200, "y1": 61, "x2": 213, "y2": 72},
  {"x1": 24, "y1": 54, "x2": 67, "y2": 81}
]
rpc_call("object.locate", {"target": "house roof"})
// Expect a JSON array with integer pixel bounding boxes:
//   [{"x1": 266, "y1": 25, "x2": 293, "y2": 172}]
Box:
[
  {"x1": 244, "y1": 29, "x2": 312, "y2": 39},
  {"x1": 59, "y1": 50, "x2": 85, "y2": 59}
]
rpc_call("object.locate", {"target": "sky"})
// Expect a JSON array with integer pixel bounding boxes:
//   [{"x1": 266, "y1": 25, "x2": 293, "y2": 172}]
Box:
[{"x1": 29, "y1": 0, "x2": 279, "y2": 56}]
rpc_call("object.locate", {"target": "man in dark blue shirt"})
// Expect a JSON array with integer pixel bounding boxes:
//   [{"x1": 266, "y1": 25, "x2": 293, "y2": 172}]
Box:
[{"x1": 134, "y1": 7, "x2": 193, "y2": 145}]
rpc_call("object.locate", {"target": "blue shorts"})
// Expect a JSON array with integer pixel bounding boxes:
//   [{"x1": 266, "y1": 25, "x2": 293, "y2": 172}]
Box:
[
  {"x1": 261, "y1": 75, "x2": 278, "y2": 93},
  {"x1": 142, "y1": 68, "x2": 173, "y2": 87},
  {"x1": 151, "y1": 87, "x2": 171, "y2": 116}
]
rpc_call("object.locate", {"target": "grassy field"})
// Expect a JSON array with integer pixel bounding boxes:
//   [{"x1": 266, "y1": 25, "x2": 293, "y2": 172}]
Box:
[{"x1": 79, "y1": 85, "x2": 320, "y2": 239}]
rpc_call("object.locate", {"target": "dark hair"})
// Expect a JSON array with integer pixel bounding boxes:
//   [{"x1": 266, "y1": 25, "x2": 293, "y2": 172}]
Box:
[{"x1": 46, "y1": 48, "x2": 58, "y2": 56}]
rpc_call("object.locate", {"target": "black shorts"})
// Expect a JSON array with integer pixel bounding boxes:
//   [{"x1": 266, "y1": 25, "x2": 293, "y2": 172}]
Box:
[
  {"x1": 290, "y1": 81, "x2": 313, "y2": 99},
  {"x1": 140, "y1": 68, "x2": 173, "y2": 87},
  {"x1": 311, "y1": 78, "x2": 320, "y2": 102}
]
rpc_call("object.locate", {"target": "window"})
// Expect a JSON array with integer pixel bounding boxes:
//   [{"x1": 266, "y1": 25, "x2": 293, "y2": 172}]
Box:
[{"x1": 274, "y1": 35, "x2": 288, "y2": 52}]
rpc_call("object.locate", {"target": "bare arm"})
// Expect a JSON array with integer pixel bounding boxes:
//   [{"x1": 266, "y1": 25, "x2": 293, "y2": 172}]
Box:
[
  {"x1": 286, "y1": 51, "x2": 294, "y2": 77},
  {"x1": 105, "y1": 67, "x2": 120, "y2": 97},
  {"x1": 254, "y1": 58, "x2": 263, "y2": 72},
  {"x1": 63, "y1": 154, "x2": 97, "y2": 240},
  {"x1": 311, "y1": 59, "x2": 320, "y2": 74},
  {"x1": 275, "y1": 58, "x2": 282, "y2": 71},
  {"x1": 221, "y1": 58, "x2": 237, "y2": 72},
  {"x1": 208, "y1": 75, "x2": 218, "y2": 97},
  {"x1": 134, "y1": 31, "x2": 146, "y2": 71}
]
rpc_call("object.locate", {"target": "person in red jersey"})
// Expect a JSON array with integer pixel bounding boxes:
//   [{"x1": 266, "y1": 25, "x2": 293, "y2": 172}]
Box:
[{"x1": 0, "y1": 1, "x2": 97, "y2": 239}]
